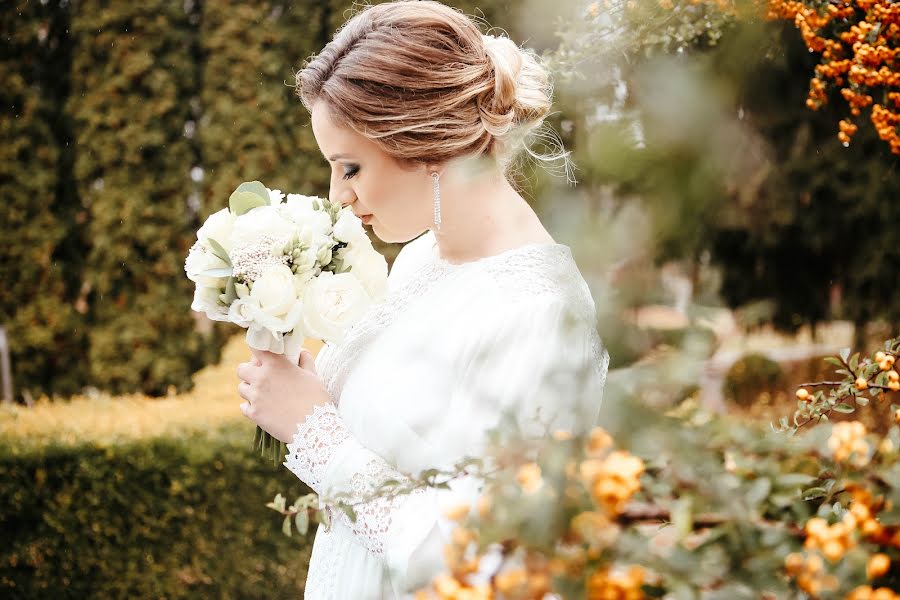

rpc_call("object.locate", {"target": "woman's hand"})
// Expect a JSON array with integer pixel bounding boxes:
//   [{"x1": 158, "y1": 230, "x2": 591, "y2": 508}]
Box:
[{"x1": 236, "y1": 348, "x2": 331, "y2": 444}]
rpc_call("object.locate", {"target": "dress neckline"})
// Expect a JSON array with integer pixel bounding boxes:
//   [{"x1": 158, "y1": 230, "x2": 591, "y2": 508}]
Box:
[{"x1": 424, "y1": 229, "x2": 571, "y2": 268}]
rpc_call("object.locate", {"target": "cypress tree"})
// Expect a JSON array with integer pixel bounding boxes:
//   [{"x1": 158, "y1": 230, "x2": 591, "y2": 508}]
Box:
[
  {"x1": 69, "y1": 1, "x2": 222, "y2": 396},
  {"x1": 0, "y1": 1, "x2": 87, "y2": 401}
]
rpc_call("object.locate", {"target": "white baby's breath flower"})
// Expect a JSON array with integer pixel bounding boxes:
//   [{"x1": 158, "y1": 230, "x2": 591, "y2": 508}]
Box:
[
  {"x1": 230, "y1": 236, "x2": 290, "y2": 284},
  {"x1": 302, "y1": 271, "x2": 372, "y2": 344}
]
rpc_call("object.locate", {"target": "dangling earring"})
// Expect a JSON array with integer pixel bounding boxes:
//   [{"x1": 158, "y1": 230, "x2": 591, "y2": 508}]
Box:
[{"x1": 431, "y1": 171, "x2": 442, "y2": 231}]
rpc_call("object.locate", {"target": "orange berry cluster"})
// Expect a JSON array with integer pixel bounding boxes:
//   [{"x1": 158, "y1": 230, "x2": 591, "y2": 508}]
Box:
[
  {"x1": 827, "y1": 421, "x2": 871, "y2": 467},
  {"x1": 804, "y1": 516, "x2": 857, "y2": 562},
  {"x1": 579, "y1": 448, "x2": 646, "y2": 515},
  {"x1": 784, "y1": 551, "x2": 840, "y2": 596},
  {"x1": 586, "y1": 565, "x2": 648, "y2": 600},
  {"x1": 765, "y1": 0, "x2": 900, "y2": 154},
  {"x1": 846, "y1": 585, "x2": 900, "y2": 600}
]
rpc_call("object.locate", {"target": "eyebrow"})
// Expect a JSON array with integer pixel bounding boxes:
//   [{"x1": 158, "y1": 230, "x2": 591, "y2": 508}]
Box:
[{"x1": 327, "y1": 153, "x2": 356, "y2": 161}]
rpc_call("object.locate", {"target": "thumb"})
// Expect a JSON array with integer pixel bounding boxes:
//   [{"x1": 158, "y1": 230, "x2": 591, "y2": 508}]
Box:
[{"x1": 298, "y1": 348, "x2": 316, "y2": 373}]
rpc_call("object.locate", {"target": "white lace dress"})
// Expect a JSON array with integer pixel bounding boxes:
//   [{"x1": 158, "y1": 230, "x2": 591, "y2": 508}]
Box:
[{"x1": 283, "y1": 229, "x2": 609, "y2": 599}]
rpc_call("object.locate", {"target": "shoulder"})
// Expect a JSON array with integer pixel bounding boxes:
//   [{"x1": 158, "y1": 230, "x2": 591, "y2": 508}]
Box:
[{"x1": 478, "y1": 245, "x2": 598, "y2": 325}]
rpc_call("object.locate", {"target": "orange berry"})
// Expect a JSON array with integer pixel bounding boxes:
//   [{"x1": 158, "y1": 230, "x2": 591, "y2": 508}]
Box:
[
  {"x1": 867, "y1": 553, "x2": 891, "y2": 579},
  {"x1": 796, "y1": 388, "x2": 810, "y2": 401},
  {"x1": 856, "y1": 377, "x2": 869, "y2": 390}
]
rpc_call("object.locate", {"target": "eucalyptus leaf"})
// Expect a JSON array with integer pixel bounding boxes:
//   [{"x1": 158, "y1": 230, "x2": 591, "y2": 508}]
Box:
[
  {"x1": 802, "y1": 487, "x2": 827, "y2": 500},
  {"x1": 207, "y1": 237, "x2": 232, "y2": 265},
  {"x1": 832, "y1": 403, "x2": 855, "y2": 413},
  {"x1": 295, "y1": 509, "x2": 309, "y2": 535},
  {"x1": 201, "y1": 268, "x2": 234, "y2": 278},
  {"x1": 234, "y1": 180, "x2": 269, "y2": 202},
  {"x1": 229, "y1": 191, "x2": 267, "y2": 216},
  {"x1": 224, "y1": 277, "x2": 238, "y2": 304}
]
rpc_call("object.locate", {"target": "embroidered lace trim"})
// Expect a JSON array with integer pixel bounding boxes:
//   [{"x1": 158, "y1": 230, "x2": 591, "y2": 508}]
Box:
[
  {"x1": 282, "y1": 403, "x2": 350, "y2": 494},
  {"x1": 333, "y1": 457, "x2": 428, "y2": 557}
]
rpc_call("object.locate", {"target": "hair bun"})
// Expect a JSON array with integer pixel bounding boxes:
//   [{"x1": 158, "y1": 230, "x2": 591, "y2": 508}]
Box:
[{"x1": 478, "y1": 33, "x2": 552, "y2": 142}]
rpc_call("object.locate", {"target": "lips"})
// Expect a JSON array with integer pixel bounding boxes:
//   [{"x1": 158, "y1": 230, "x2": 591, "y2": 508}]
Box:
[{"x1": 361, "y1": 214, "x2": 373, "y2": 224}]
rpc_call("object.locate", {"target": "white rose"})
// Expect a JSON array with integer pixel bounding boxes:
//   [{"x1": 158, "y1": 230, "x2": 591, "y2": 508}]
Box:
[
  {"x1": 191, "y1": 285, "x2": 230, "y2": 321},
  {"x1": 302, "y1": 271, "x2": 372, "y2": 344},
  {"x1": 268, "y1": 187, "x2": 285, "y2": 205},
  {"x1": 333, "y1": 209, "x2": 368, "y2": 244},
  {"x1": 197, "y1": 208, "x2": 237, "y2": 252},
  {"x1": 185, "y1": 244, "x2": 230, "y2": 288},
  {"x1": 228, "y1": 295, "x2": 262, "y2": 328},
  {"x1": 250, "y1": 265, "x2": 303, "y2": 332},
  {"x1": 229, "y1": 205, "x2": 297, "y2": 249},
  {"x1": 338, "y1": 242, "x2": 388, "y2": 301}
]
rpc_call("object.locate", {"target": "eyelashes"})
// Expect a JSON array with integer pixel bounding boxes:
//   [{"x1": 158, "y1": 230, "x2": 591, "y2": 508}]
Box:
[{"x1": 342, "y1": 165, "x2": 360, "y2": 181}]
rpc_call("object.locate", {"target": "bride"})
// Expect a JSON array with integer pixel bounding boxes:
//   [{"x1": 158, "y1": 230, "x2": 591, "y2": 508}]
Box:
[{"x1": 236, "y1": 1, "x2": 610, "y2": 597}]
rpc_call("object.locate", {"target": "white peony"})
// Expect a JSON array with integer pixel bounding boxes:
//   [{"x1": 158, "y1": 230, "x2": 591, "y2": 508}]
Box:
[
  {"x1": 249, "y1": 264, "x2": 305, "y2": 333},
  {"x1": 185, "y1": 243, "x2": 230, "y2": 288},
  {"x1": 197, "y1": 208, "x2": 237, "y2": 252},
  {"x1": 338, "y1": 241, "x2": 388, "y2": 301},
  {"x1": 229, "y1": 205, "x2": 297, "y2": 249},
  {"x1": 191, "y1": 285, "x2": 230, "y2": 321},
  {"x1": 302, "y1": 271, "x2": 372, "y2": 344},
  {"x1": 333, "y1": 209, "x2": 368, "y2": 244}
]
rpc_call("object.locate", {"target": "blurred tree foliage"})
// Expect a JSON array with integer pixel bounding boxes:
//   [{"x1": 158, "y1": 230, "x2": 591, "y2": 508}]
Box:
[
  {"x1": 0, "y1": 1, "x2": 88, "y2": 400},
  {"x1": 545, "y1": 1, "x2": 899, "y2": 345},
  {"x1": 68, "y1": 1, "x2": 224, "y2": 397}
]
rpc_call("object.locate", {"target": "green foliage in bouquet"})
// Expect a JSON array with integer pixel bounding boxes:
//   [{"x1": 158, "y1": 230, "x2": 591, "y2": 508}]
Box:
[
  {"x1": 0, "y1": 423, "x2": 313, "y2": 598},
  {"x1": 68, "y1": 0, "x2": 226, "y2": 397},
  {"x1": 0, "y1": 1, "x2": 89, "y2": 400}
]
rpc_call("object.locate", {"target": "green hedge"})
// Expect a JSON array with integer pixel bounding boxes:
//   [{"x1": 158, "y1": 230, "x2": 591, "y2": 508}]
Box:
[
  {"x1": 0, "y1": 424, "x2": 313, "y2": 598},
  {"x1": 68, "y1": 1, "x2": 225, "y2": 396},
  {"x1": 0, "y1": 1, "x2": 88, "y2": 399}
]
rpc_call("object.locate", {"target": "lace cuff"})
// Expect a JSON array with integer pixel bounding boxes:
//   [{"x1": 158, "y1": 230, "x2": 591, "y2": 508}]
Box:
[{"x1": 282, "y1": 403, "x2": 351, "y2": 495}]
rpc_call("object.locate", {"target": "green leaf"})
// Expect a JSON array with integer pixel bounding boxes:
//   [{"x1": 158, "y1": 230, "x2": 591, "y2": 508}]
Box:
[
  {"x1": 840, "y1": 348, "x2": 850, "y2": 362},
  {"x1": 824, "y1": 357, "x2": 842, "y2": 367},
  {"x1": 777, "y1": 473, "x2": 815, "y2": 488},
  {"x1": 833, "y1": 403, "x2": 855, "y2": 413},
  {"x1": 229, "y1": 191, "x2": 267, "y2": 216},
  {"x1": 206, "y1": 237, "x2": 232, "y2": 265},
  {"x1": 199, "y1": 267, "x2": 233, "y2": 278},
  {"x1": 224, "y1": 277, "x2": 238, "y2": 304},
  {"x1": 295, "y1": 509, "x2": 309, "y2": 535},
  {"x1": 849, "y1": 353, "x2": 859, "y2": 371},
  {"x1": 802, "y1": 487, "x2": 828, "y2": 500},
  {"x1": 282, "y1": 515, "x2": 292, "y2": 537},
  {"x1": 234, "y1": 180, "x2": 269, "y2": 202}
]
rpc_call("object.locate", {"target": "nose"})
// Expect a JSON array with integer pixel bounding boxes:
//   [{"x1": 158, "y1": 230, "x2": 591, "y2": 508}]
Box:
[{"x1": 328, "y1": 171, "x2": 356, "y2": 209}]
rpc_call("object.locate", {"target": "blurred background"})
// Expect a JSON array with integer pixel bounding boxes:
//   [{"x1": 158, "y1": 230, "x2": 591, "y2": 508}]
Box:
[{"x1": 2, "y1": 0, "x2": 898, "y2": 596}]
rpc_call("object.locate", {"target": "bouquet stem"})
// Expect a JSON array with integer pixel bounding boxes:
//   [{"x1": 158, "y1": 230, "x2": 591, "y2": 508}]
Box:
[{"x1": 255, "y1": 425, "x2": 285, "y2": 467}]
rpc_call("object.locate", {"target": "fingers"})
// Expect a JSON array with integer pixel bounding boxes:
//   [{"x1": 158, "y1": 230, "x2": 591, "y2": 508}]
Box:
[
  {"x1": 299, "y1": 349, "x2": 316, "y2": 373},
  {"x1": 236, "y1": 361, "x2": 257, "y2": 384},
  {"x1": 237, "y1": 380, "x2": 253, "y2": 403}
]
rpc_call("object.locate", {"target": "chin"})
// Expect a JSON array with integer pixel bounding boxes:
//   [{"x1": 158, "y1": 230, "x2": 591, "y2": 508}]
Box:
[{"x1": 369, "y1": 222, "x2": 422, "y2": 245}]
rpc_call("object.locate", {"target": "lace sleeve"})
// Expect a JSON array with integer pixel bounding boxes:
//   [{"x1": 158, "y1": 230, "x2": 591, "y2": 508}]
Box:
[{"x1": 282, "y1": 403, "x2": 428, "y2": 558}]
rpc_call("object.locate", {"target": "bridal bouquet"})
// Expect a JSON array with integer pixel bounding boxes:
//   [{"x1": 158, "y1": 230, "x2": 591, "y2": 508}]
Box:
[{"x1": 184, "y1": 180, "x2": 387, "y2": 463}]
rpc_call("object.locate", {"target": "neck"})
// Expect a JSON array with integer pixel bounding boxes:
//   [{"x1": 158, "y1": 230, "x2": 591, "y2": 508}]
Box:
[{"x1": 429, "y1": 160, "x2": 535, "y2": 264}]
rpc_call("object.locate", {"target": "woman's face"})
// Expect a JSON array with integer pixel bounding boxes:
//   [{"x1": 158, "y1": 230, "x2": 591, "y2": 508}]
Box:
[{"x1": 311, "y1": 100, "x2": 433, "y2": 244}]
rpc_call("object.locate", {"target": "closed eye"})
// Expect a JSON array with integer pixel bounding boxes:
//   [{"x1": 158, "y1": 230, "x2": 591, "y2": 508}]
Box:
[{"x1": 342, "y1": 165, "x2": 360, "y2": 180}]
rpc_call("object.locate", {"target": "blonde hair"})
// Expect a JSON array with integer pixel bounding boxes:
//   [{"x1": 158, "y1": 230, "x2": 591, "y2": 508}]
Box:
[{"x1": 296, "y1": 0, "x2": 572, "y2": 181}]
